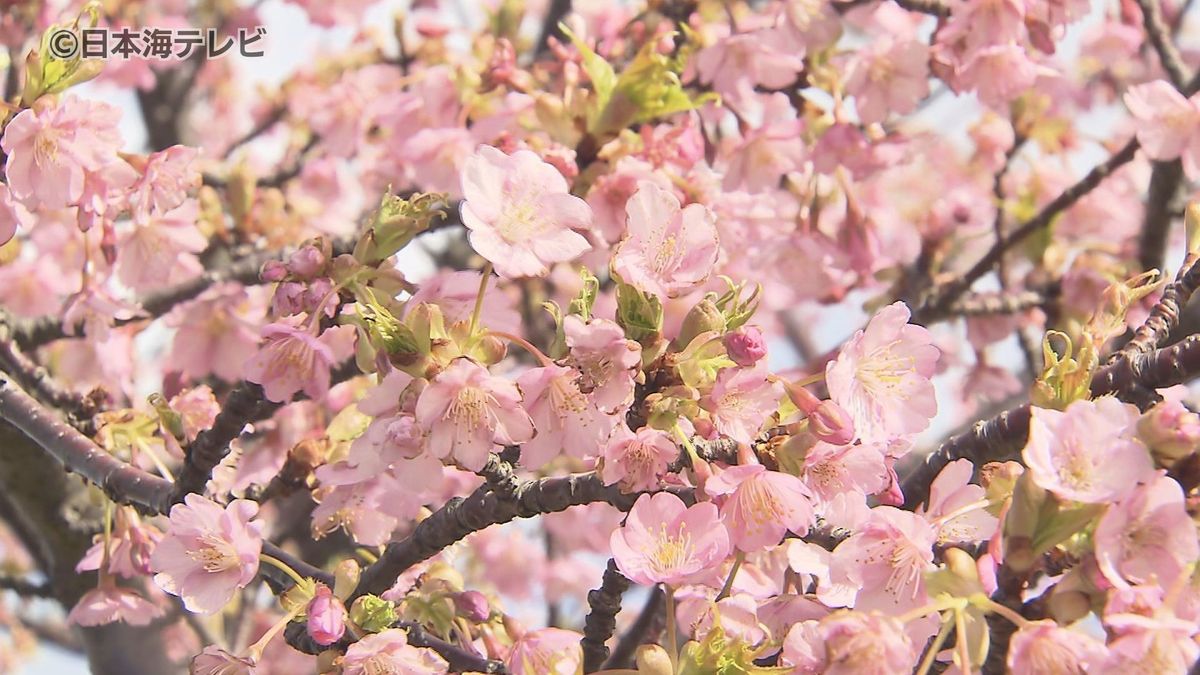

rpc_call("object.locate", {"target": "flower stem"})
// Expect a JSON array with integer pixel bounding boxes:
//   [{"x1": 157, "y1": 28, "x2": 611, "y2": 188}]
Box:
[
  {"x1": 246, "y1": 605, "x2": 304, "y2": 662},
  {"x1": 975, "y1": 596, "x2": 1029, "y2": 629},
  {"x1": 485, "y1": 330, "x2": 554, "y2": 366},
  {"x1": 665, "y1": 585, "x2": 679, "y2": 673},
  {"x1": 259, "y1": 553, "x2": 308, "y2": 588},
  {"x1": 716, "y1": 551, "x2": 745, "y2": 601},
  {"x1": 915, "y1": 613, "x2": 953, "y2": 675},
  {"x1": 469, "y1": 262, "x2": 493, "y2": 336}
]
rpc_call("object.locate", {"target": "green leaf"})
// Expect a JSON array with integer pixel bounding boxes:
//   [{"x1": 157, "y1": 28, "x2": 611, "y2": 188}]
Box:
[
  {"x1": 559, "y1": 23, "x2": 616, "y2": 130},
  {"x1": 615, "y1": 283, "x2": 663, "y2": 344}
]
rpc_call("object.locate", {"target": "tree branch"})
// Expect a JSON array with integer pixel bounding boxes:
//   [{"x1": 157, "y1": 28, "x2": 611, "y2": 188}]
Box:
[
  {"x1": 1116, "y1": 252, "x2": 1200, "y2": 362},
  {"x1": 1135, "y1": 0, "x2": 1192, "y2": 90},
  {"x1": 581, "y1": 560, "x2": 631, "y2": 673}
]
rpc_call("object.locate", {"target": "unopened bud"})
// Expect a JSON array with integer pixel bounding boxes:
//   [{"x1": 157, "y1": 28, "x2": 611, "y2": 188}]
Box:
[
  {"x1": 808, "y1": 400, "x2": 855, "y2": 445},
  {"x1": 676, "y1": 295, "x2": 724, "y2": 347},
  {"x1": 722, "y1": 326, "x2": 767, "y2": 366},
  {"x1": 306, "y1": 585, "x2": 347, "y2": 646},
  {"x1": 287, "y1": 244, "x2": 327, "y2": 279},
  {"x1": 1048, "y1": 589, "x2": 1092, "y2": 624},
  {"x1": 348, "y1": 595, "x2": 398, "y2": 634},
  {"x1": 1137, "y1": 400, "x2": 1200, "y2": 467},
  {"x1": 453, "y1": 590, "x2": 491, "y2": 622},
  {"x1": 1186, "y1": 202, "x2": 1200, "y2": 256},
  {"x1": 635, "y1": 644, "x2": 674, "y2": 675},
  {"x1": 261, "y1": 259, "x2": 288, "y2": 282}
]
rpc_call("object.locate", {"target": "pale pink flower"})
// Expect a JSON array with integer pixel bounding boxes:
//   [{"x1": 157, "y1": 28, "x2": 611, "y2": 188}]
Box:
[
  {"x1": 800, "y1": 441, "x2": 889, "y2": 507},
  {"x1": 459, "y1": 145, "x2": 592, "y2": 278},
  {"x1": 825, "y1": 302, "x2": 939, "y2": 444},
  {"x1": 168, "y1": 284, "x2": 262, "y2": 383},
  {"x1": 1124, "y1": 80, "x2": 1200, "y2": 170},
  {"x1": 1, "y1": 96, "x2": 124, "y2": 211},
  {"x1": 341, "y1": 629, "x2": 448, "y2": 675},
  {"x1": 129, "y1": 145, "x2": 199, "y2": 219},
  {"x1": 722, "y1": 94, "x2": 808, "y2": 193},
  {"x1": 1022, "y1": 397, "x2": 1155, "y2": 504},
  {"x1": 610, "y1": 492, "x2": 731, "y2": 586},
  {"x1": 117, "y1": 200, "x2": 207, "y2": 293},
  {"x1": 0, "y1": 183, "x2": 28, "y2": 245},
  {"x1": 1093, "y1": 622, "x2": 1196, "y2": 674},
  {"x1": 817, "y1": 610, "x2": 919, "y2": 674},
  {"x1": 600, "y1": 425, "x2": 679, "y2": 493},
  {"x1": 955, "y1": 44, "x2": 1042, "y2": 111},
  {"x1": 918, "y1": 458, "x2": 998, "y2": 543},
  {"x1": 1094, "y1": 473, "x2": 1199, "y2": 589},
  {"x1": 563, "y1": 316, "x2": 642, "y2": 412},
  {"x1": 507, "y1": 628, "x2": 583, "y2": 675},
  {"x1": 67, "y1": 586, "x2": 164, "y2": 626},
  {"x1": 415, "y1": 358, "x2": 534, "y2": 471},
  {"x1": 694, "y1": 29, "x2": 804, "y2": 104},
  {"x1": 311, "y1": 475, "x2": 424, "y2": 546},
  {"x1": 781, "y1": 621, "x2": 825, "y2": 672},
  {"x1": 685, "y1": 593, "x2": 767, "y2": 646},
  {"x1": 1007, "y1": 620, "x2": 1107, "y2": 673},
  {"x1": 77, "y1": 510, "x2": 163, "y2": 578},
  {"x1": 191, "y1": 646, "x2": 257, "y2": 675},
  {"x1": 149, "y1": 495, "x2": 263, "y2": 615},
  {"x1": 701, "y1": 364, "x2": 782, "y2": 445},
  {"x1": 406, "y1": 270, "x2": 522, "y2": 335},
  {"x1": 845, "y1": 38, "x2": 930, "y2": 125},
  {"x1": 516, "y1": 364, "x2": 618, "y2": 468},
  {"x1": 585, "y1": 156, "x2": 669, "y2": 243},
  {"x1": 612, "y1": 182, "x2": 719, "y2": 298},
  {"x1": 244, "y1": 322, "x2": 354, "y2": 403},
  {"x1": 830, "y1": 507, "x2": 936, "y2": 612},
  {"x1": 706, "y1": 463, "x2": 815, "y2": 552}
]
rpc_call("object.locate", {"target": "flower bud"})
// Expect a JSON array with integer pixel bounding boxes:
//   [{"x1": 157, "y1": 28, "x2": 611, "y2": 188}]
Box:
[
  {"x1": 635, "y1": 644, "x2": 674, "y2": 675},
  {"x1": 333, "y1": 559, "x2": 360, "y2": 601},
  {"x1": 306, "y1": 585, "x2": 346, "y2": 646},
  {"x1": 676, "y1": 295, "x2": 724, "y2": 347},
  {"x1": 287, "y1": 244, "x2": 327, "y2": 279},
  {"x1": 1137, "y1": 400, "x2": 1200, "y2": 467},
  {"x1": 453, "y1": 590, "x2": 491, "y2": 622},
  {"x1": 1048, "y1": 588, "x2": 1091, "y2": 625},
  {"x1": 808, "y1": 400, "x2": 855, "y2": 445},
  {"x1": 271, "y1": 281, "x2": 307, "y2": 316},
  {"x1": 261, "y1": 259, "x2": 288, "y2": 282},
  {"x1": 722, "y1": 326, "x2": 767, "y2": 366}
]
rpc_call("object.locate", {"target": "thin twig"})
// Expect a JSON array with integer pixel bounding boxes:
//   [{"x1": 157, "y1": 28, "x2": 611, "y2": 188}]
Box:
[{"x1": 1135, "y1": 0, "x2": 1192, "y2": 89}]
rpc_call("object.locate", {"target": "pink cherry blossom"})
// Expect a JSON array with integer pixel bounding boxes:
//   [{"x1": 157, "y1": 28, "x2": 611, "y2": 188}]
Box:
[
  {"x1": 516, "y1": 364, "x2": 618, "y2": 468},
  {"x1": 415, "y1": 358, "x2": 535, "y2": 471},
  {"x1": 723, "y1": 326, "x2": 767, "y2": 367},
  {"x1": 341, "y1": 629, "x2": 448, "y2": 675},
  {"x1": 825, "y1": 301, "x2": 939, "y2": 443},
  {"x1": 701, "y1": 364, "x2": 782, "y2": 445},
  {"x1": 829, "y1": 506, "x2": 936, "y2": 612},
  {"x1": 406, "y1": 270, "x2": 522, "y2": 335},
  {"x1": 244, "y1": 321, "x2": 354, "y2": 403},
  {"x1": 0, "y1": 183, "x2": 28, "y2": 246},
  {"x1": 600, "y1": 424, "x2": 679, "y2": 493},
  {"x1": 563, "y1": 315, "x2": 641, "y2": 412},
  {"x1": 611, "y1": 182, "x2": 720, "y2": 298},
  {"x1": 815, "y1": 610, "x2": 919, "y2": 674},
  {"x1": 116, "y1": 199, "x2": 207, "y2": 292},
  {"x1": 1, "y1": 95, "x2": 124, "y2": 211},
  {"x1": 1094, "y1": 473, "x2": 1199, "y2": 589},
  {"x1": 800, "y1": 441, "x2": 889, "y2": 508},
  {"x1": 694, "y1": 29, "x2": 805, "y2": 106},
  {"x1": 1007, "y1": 620, "x2": 1107, "y2": 673},
  {"x1": 128, "y1": 145, "x2": 200, "y2": 219},
  {"x1": 168, "y1": 284, "x2": 263, "y2": 383},
  {"x1": 706, "y1": 463, "x2": 815, "y2": 552},
  {"x1": 845, "y1": 38, "x2": 930, "y2": 125},
  {"x1": 507, "y1": 628, "x2": 583, "y2": 675},
  {"x1": 149, "y1": 495, "x2": 263, "y2": 615},
  {"x1": 918, "y1": 458, "x2": 998, "y2": 543},
  {"x1": 1022, "y1": 397, "x2": 1155, "y2": 504},
  {"x1": 610, "y1": 492, "x2": 731, "y2": 586},
  {"x1": 1124, "y1": 80, "x2": 1200, "y2": 171},
  {"x1": 459, "y1": 145, "x2": 592, "y2": 278},
  {"x1": 67, "y1": 586, "x2": 164, "y2": 626}
]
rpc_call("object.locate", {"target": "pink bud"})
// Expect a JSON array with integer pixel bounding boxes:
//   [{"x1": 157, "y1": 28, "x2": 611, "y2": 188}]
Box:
[
  {"x1": 287, "y1": 245, "x2": 326, "y2": 280},
  {"x1": 261, "y1": 259, "x2": 288, "y2": 282},
  {"x1": 723, "y1": 326, "x2": 767, "y2": 366},
  {"x1": 809, "y1": 400, "x2": 856, "y2": 445},
  {"x1": 1137, "y1": 400, "x2": 1200, "y2": 466},
  {"x1": 271, "y1": 282, "x2": 307, "y2": 316},
  {"x1": 306, "y1": 585, "x2": 347, "y2": 646},
  {"x1": 453, "y1": 590, "x2": 491, "y2": 622},
  {"x1": 305, "y1": 277, "x2": 336, "y2": 316}
]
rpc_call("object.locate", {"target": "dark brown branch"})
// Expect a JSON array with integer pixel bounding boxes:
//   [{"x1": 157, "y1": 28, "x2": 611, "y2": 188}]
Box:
[
  {"x1": 901, "y1": 334, "x2": 1200, "y2": 508},
  {"x1": 163, "y1": 381, "x2": 280, "y2": 511},
  {"x1": 0, "y1": 574, "x2": 53, "y2": 598},
  {"x1": 1115, "y1": 253, "x2": 1200, "y2": 361},
  {"x1": 1137, "y1": 159, "x2": 1185, "y2": 274},
  {"x1": 581, "y1": 560, "x2": 631, "y2": 673},
  {"x1": 893, "y1": 0, "x2": 951, "y2": 17},
  {"x1": 603, "y1": 588, "x2": 665, "y2": 670},
  {"x1": 0, "y1": 321, "x2": 98, "y2": 421},
  {"x1": 914, "y1": 137, "x2": 1141, "y2": 323},
  {"x1": 354, "y1": 467, "x2": 677, "y2": 599},
  {"x1": 1135, "y1": 0, "x2": 1192, "y2": 90}
]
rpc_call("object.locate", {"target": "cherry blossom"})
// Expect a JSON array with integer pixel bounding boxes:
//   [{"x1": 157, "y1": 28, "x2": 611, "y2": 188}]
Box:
[
  {"x1": 610, "y1": 492, "x2": 731, "y2": 586},
  {"x1": 149, "y1": 496, "x2": 263, "y2": 615},
  {"x1": 459, "y1": 146, "x2": 592, "y2": 278},
  {"x1": 706, "y1": 463, "x2": 816, "y2": 552},
  {"x1": 340, "y1": 629, "x2": 448, "y2": 675},
  {"x1": 611, "y1": 182, "x2": 719, "y2": 298},
  {"x1": 600, "y1": 424, "x2": 679, "y2": 493}
]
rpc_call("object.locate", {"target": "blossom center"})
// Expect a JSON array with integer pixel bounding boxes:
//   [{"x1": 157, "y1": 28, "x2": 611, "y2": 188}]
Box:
[
  {"x1": 649, "y1": 525, "x2": 693, "y2": 576},
  {"x1": 187, "y1": 532, "x2": 241, "y2": 573},
  {"x1": 447, "y1": 386, "x2": 492, "y2": 428}
]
